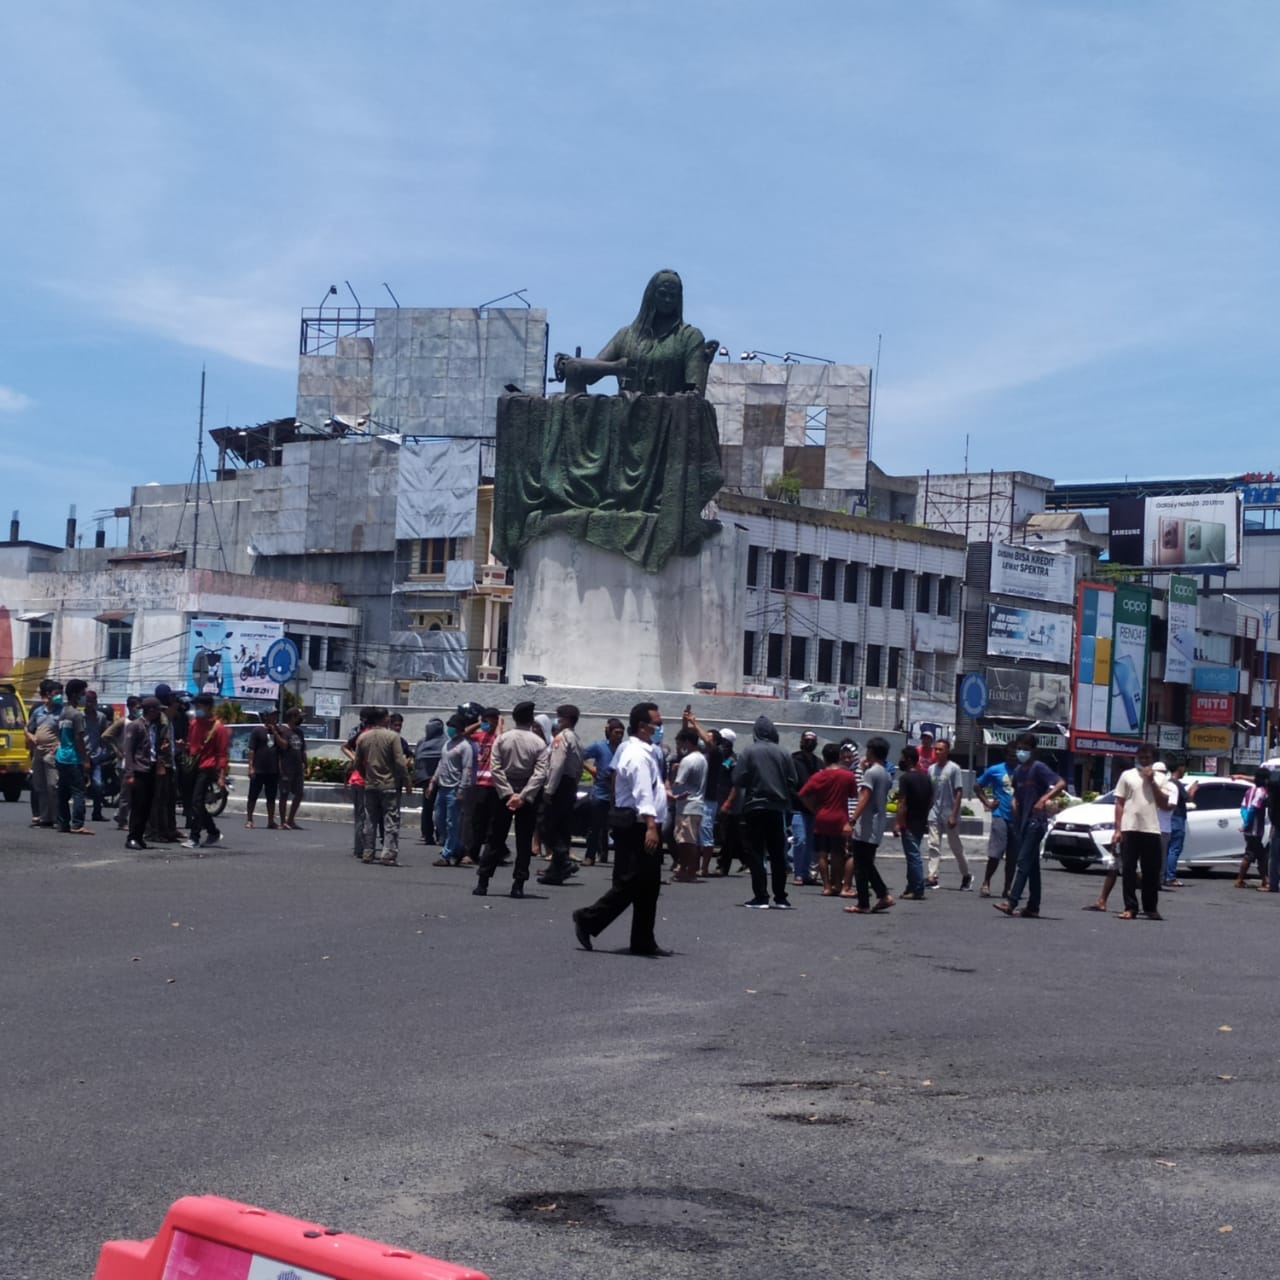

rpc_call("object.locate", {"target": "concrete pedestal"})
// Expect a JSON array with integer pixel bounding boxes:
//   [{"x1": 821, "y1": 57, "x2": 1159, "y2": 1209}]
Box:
[{"x1": 506, "y1": 526, "x2": 745, "y2": 693}]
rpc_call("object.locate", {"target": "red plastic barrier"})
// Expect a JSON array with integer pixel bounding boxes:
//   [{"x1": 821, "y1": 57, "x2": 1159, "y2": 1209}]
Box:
[{"x1": 93, "y1": 1195, "x2": 490, "y2": 1280}]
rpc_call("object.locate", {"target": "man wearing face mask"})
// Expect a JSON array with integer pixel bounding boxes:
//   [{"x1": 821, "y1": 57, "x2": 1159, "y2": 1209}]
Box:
[
  {"x1": 184, "y1": 693, "x2": 229, "y2": 849},
  {"x1": 994, "y1": 734, "x2": 1065, "y2": 918},
  {"x1": 121, "y1": 697, "x2": 164, "y2": 850},
  {"x1": 24, "y1": 680, "x2": 62, "y2": 829},
  {"x1": 1109, "y1": 742, "x2": 1173, "y2": 920},
  {"x1": 462, "y1": 707, "x2": 502, "y2": 868},
  {"x1": 428, "y1": 713, "x2": 473, "y2": 866},
  {"x1": 538, "y1": 704, "x2": 585, "y2": 887},
  {"x1": 572, "y1": 702, "x2": 671, "y2": 956}
]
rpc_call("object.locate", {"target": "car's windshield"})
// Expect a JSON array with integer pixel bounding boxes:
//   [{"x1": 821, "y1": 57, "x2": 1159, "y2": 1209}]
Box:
[{"x1": 0, "y1": 691, "x2": 22, "y2": 731}]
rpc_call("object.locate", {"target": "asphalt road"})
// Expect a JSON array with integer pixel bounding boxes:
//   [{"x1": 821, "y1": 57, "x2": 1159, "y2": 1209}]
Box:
[{"x1": 3, "y1": 801, "x2": 1278, "y2": 1280}]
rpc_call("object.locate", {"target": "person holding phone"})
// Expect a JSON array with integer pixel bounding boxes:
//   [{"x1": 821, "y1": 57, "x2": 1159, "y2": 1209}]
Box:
[{"x1": 1111, "y1": 743, "x2": 1173, "y2": 920}]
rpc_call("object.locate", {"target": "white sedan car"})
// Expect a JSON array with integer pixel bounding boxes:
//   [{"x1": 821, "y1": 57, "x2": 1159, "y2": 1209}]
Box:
[{"x1": 1042, "y1": 777, "x2": 1250, "y2": 874}]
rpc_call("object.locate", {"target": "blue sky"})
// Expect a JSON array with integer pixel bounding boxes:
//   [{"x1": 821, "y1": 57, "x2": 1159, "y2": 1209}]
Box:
[{"x1": 3, "y1": 1, "x2": 1277, "y2": 546}]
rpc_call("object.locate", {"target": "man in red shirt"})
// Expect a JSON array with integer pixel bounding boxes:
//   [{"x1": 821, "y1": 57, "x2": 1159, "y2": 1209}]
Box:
[
  {"x1": 184, "y1": 693, "x2": 229, "y2": 849},
  {"x1": 798, "y1": 744, "x2": 860, "y2": 897},
  {"x1": 917, "y1": 730, "x2": 936, "y2": 772},
  {"x1": 462, "y1": 706, "x2": 502, "y2": 867}
]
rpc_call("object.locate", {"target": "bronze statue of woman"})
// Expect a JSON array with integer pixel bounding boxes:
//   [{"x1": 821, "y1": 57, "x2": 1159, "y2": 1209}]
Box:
[{"x1": 554, "y1": 269, "x2": 717, "y2": 396}]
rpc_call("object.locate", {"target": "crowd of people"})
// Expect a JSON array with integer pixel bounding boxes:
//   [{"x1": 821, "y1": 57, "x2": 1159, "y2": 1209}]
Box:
[
  {"x1": 22, "y1": 678, "x2": 307, "y2": 851},
  {"x1": 339, "y1": 699, "x2": 1129, "y2": 952},
  {"x1": 27, "y1": 680, "x2": 1274, "y2": 944}
]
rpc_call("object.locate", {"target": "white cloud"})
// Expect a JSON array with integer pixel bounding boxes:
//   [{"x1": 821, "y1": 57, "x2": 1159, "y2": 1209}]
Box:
[{"x1": 0, "y1": 386, "x2": 34, "y2": 413}]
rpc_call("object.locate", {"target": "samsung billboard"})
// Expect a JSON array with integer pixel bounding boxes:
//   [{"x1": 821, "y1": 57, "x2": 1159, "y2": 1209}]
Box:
[{"x1": 1108, "y1": 493, "x2": 1241, "y2": 569}]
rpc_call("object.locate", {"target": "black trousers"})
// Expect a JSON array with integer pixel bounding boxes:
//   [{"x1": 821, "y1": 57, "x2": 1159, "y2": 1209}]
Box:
[
  {"x1": 127, "y1": 770, "x2": 156, "y2": 843},
  {"x1": 575, "y1": 821, "x2": 661, "y2": 952},
  {"x1": 467, "y1": 786, "x2": 502, "y2": 863},
  {"x1": 146, "y1": 768, "x2": 180, "y2": 840},
  {"x1": 189, "y1": 767, "x2": 222, "y2": 840},
  {"x1": 851, "y1": 839, "x2": 888, "y2": 908},
  {"x1": 585, "y1": 797, "x2": 610, "y2": 862},
  {"x1": 716, "y1": 808, "x2": 744, "y2": 873},
  {"x1": 741, "y1": 809, "x2": 790, "y2": 904},
  {"x1": 542, "y1": 777, "x2": 578, "y2": 879},
  {"x1": 477, "y1": 799, "x2": 538, "y2": 885},
  {"x1": 1121, "y1": 830, "x2": 1163, "y2": 915}
]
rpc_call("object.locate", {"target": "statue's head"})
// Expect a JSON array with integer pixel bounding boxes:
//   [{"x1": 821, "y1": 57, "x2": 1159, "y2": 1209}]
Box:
[{"x1": 634, "y1": 269, "x2": 684, "y2": 339}]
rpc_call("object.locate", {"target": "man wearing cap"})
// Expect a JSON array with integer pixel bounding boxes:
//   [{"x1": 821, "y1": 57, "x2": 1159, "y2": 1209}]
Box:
[
  {"x1": 121, "y1": 697, "x2": 164, "y2": 850},
  {"x1": 917, "y1": 730, "x2": 937, "y2": 772},
  {"x1": 475, "y1": 701, "x2": 548, "y2": 897},
  {"x1": 354, "y1": 706, "x2": 411, "y2": 865}
]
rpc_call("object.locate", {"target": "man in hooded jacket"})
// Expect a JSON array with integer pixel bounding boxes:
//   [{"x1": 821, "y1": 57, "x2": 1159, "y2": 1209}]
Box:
[
  {"x1": 726, "y1": 716, "x2": 798, "y2": 909},
  {"x1": 413, "y1": 718, "x2": 445, "y2": 843}
]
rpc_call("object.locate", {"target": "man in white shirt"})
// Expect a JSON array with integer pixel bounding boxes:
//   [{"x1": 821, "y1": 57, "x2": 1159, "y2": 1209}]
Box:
[
  {"x1": 1113, "y1": 742, "x2": 1172, "y2": 920},
  {"x1": 573, "y1": 702, "x2": 671, "y2": 956},
  {"x1": 927, "y1": 739, "x2": 972, "y2": 890}
]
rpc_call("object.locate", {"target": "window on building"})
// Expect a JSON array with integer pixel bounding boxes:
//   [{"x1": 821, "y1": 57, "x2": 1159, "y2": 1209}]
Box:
[
  {"x1": 820, "y1": 559, "x2": 838, "y2": 601},
  {"x1": 766, "y1": 633, "x2": 784, "y2": 678},
  {"x1": 308, "y1": 635, "x2": 324, "y2": 670},
  {"x1": 743, "y1": 630, "x2": 756, "y2": 677},
  {"x1": 746, "y1": 545, "x2": 760, "y2": 587},
  {"x1": 866, "y1": 643, "x2": 883, "y2": 687},
  {"x1": 844, "y1": 564, "x2": 859, "y2": 603},
  {"x1": 891, "y1": 569, "x2": 907, "y2": 610},
  {"x1": 415, "y1": 537, "x2": 459, "y2": 578},
  {"x1": 805, "y1": 405, "x2": 827, "y2": 447},
  {"x1": 325, "y1": 640, "x2": 348, "y2": 673},
  {"x1": 869, "y1": 567, "x2": 885, "y2": 607},
  {"x1": 839, "y1": 641, "x2": 858, "y2": 685},
  {"x1": 794, "y1": 554, "x2": 812, "y2": 594},
  {"x1": 27, "y1": 620, "x2": 51, "y2": 660},
  {"x1": 887, "y1": 646, "x2": 902, "y2": 689},
  {"x1": 789, "y1": 635, "x2": 808, "y2": 682},
  {"x1": 937, "y1": 576, "x2": 953, "y2": 616},
  {"x1": 410, "y1": 609, "x2": 457, "y2": 631},
  {"x1": 771, "y1": 550, "x2": 789, "y2": 591},
  {"x1": 106, "y1": 620, "x2": 133, "y2": 661},
  {"x1": 916, "y1": 574, "x2": 932, "y2": 614},
  {"x1": 817, "y1": 637, "x2": 835, "y2": 684}
]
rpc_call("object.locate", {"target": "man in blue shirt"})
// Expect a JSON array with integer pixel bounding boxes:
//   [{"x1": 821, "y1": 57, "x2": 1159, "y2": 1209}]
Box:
[
  {"x1": 994, "y1": 733, "x2": 1066, "y2": 919},
  {"x1": 581, "y1": 718, "x2": 624, "y2": 867},
  {"x1": 974, "y1": 744, "x2": 1017, "y2": 899}
]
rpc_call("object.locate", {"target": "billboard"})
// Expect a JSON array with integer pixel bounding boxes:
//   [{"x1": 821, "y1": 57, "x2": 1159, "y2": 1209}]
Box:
[
  {"x1": 986, "y1": 604, "x2": 1073, "y2": 665},
  {"x1": 983, "y1": 666, "x2": 1071, "y2": 720},
  {"x1": 1108, "y1": 493, "x2": 1241, "y2": 569},
  {"x1": 186, "y1": 618, "x2": 284, "y2": 703},
  {"x1": 1188, "y1": 726, "x2": 1232, "y2": 752},
  {"x1": 1190, "y1": 691, "x2": 1233, "y2": 726},
  {"x1": 1164, "y1": 575, "x2": 1196, "y2": 685},
  {"x1": 989, "y1": 542, "x2": 1075, "y2": 605},
  {"x1": 1193, "y1": 665, "x2": 1237, "y2": 693},
  {"x1": 1070, "y1": 582, "x2": 1153, "y2": 752}
]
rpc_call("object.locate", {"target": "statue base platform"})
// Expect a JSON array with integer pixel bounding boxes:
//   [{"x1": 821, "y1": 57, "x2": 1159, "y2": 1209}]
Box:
[{"x1": 506, "y1": 526, "x2": 746, "y2": 693}]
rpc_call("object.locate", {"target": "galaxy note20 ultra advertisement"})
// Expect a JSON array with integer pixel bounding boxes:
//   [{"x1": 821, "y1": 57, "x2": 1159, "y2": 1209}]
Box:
[{"x1": 1108, "y1": 494, "x2": 1241, "y2": 570}]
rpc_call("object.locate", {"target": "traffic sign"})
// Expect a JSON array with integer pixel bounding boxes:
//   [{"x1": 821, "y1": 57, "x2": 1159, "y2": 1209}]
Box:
[
  {"x1": 958, "y1": 672, "x2": 988, "y2": 718},
  {"x1": 264, "y1": 637, "x2": 300, "y2": 684}
]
